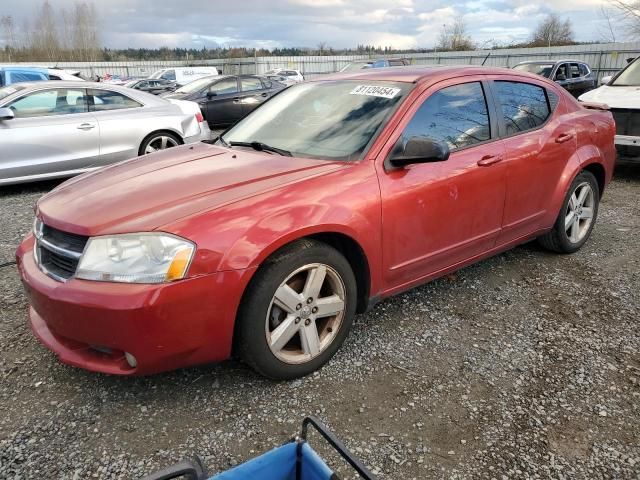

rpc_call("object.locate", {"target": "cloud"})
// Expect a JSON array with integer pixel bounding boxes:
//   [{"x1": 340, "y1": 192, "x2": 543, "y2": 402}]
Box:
[{"x1": 0, "y1": 0, "x2": 613, "y2": 50}]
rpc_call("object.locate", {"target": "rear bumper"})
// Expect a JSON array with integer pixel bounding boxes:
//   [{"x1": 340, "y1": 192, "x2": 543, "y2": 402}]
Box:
[
  {"x1": 185, "y1": 123, "x2": 212, "y2": 144},
  {"x1": 16, "y1": 235, "x2": 248, "y2": 375}
]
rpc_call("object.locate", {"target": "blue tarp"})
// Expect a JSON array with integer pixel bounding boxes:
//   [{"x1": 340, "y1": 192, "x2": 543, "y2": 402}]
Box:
[{"x1": 212, "y1": 442, "x2": 335, "y2": 480}]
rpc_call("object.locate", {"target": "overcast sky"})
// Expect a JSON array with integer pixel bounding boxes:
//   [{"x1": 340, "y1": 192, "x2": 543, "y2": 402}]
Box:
[{"x1": 2, "y1": 0, "x2": 617, "y2": 50}]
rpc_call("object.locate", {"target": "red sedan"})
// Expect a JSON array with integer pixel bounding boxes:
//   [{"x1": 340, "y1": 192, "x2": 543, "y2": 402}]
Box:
[{"x1": 16, "y1": 67, "x2": 616, "y2": 379}]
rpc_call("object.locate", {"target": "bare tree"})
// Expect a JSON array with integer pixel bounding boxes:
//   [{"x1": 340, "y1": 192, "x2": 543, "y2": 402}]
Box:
[
  {"x1": 606, "y1": 0, "x2": 640, "y2": 37},
  {"x1": 30, "y1": 0, "x2": 62, "y2": 61},
  {"x1": 437, "y1": 19, "x2": 474, "y2": 51},
  {"x1": 529, "y1": 13, "x2": 574, "y2": 47},
  {"x1": 70, "y1": 2, "x2": 101, "y2": 61},
  {"x1": 316, "y1": 41, "x2": 328, "y2": 55},
  {"x1": 0, "y1": 15, "x2": 16, "y2": 61},
  {"x1": 599, "y1": 6, "x2": 618, "y2": 42}
]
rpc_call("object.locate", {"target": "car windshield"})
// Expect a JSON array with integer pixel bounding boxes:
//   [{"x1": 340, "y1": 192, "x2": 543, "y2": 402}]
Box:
[
  {"x1": 222, "y1": 80, "x2": 410, "y2": 161},
  {"x1": 611, "y1": 58, "x2": 640, "y2": 86},
  {"x1": 175, "y1": 76, "x2": 216, "y2": 93},
  {"x1": 340, "y1": 62, "x2": 374, "y2": 72},
  {"x1": 513, "y1": 63, "x2": 554, "y2": 78},
  {"x1": 0, "y1": 84, "x2": 26, "y2": 102}
]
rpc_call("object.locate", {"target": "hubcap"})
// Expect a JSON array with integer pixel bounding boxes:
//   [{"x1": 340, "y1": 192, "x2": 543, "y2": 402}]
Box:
[
  {"x1": 565, "y1": 182, "x2": 595, "y2": 244},
  {"x1": 266, "y1": 263, "x2": 346, "y2": 365},
  {"x1": 144, "y1": 135, "x2": 179, "y2": 154}
]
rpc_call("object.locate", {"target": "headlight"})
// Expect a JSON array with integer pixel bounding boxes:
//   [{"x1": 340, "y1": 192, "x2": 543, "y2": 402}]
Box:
[{"x1": 76, "y1": 233, "x2": 195, "y2": 284}]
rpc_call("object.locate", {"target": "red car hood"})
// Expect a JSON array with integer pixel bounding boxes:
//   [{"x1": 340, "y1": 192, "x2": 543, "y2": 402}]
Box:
[{"x1": 37, "y1": 143, "x2": 344, "y2": 236}]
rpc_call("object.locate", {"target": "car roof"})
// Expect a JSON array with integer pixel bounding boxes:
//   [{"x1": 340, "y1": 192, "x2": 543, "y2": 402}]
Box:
[
  {"x1": 323, "y1": 65, "x2": 537, "y2": 84},
  {"x1": 516, "y1": 60, "x2": 588, "y2": 65}
]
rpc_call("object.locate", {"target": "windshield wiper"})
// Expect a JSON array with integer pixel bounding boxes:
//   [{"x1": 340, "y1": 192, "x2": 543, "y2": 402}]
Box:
[{"x1": 229, "y1": 141, "x2": 292, "y2": 157}]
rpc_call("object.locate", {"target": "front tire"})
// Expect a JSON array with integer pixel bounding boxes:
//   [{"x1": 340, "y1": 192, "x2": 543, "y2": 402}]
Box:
[
  {"x1": 538, "y1": 170, "x2": 600, "y2": 253},
  {"x1": 235, "y1": 239, "x2": 357, "y2": 380}
]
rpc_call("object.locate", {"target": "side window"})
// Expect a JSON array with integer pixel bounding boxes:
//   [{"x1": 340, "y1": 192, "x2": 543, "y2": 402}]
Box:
[
  {"x1": 8, "y1": 88, "x2": 87, "y2": 118},
  {"x1": 579, "y1": 64, "x2": 590, "y2": 76},
  {"x1": 49, "y1": 74, "x2": 61, "y2": 81},
  {"x1": 88, "y1": 89, "x2": 142, "y2": 111},
  {"x1": 10, "y1": 71, "x2": 47, "y2": 83},
  {"x1": 403, "y1": 82, "x2": 491, "y2": 150},
  {"x1": 495, "y1": 81, "x2": 550, "y2": 135},
  {"x1": 138, "y1": 81, "x2": 149, "y2": 88},
  {"x1": 160, "y1": 70, "x2": 176, "y2": 81},
  {"x1": 570, "y1": 63, "x2": 581, "y2": 78},
  {"x1": 209, "y1": 78, "x2": 239, "y2": 95},
  {"x1": 240, "y1": 77, "x2": 263, "y2": 92},
  {"x1": 261, "y1": 78, "x2": 273, "y2": 89},
  {"x1": 372, "y1": 60, "x2": 387, "y2": 68},
  {"x1": 555, "y1": 64, "x2": 568, "y2": 80}
]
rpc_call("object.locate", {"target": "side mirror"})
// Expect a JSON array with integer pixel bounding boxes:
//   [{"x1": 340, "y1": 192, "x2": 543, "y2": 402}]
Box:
[
  {"x1": 206, "y1": 91, "x2": 217, "y2": 98},
  {"x1": 0, "y1": 107, "x2": 14, "y2": 121},
  {"x1": 555, "y1": 74, "x2": 567, "y2": 82},
  {"x1": 601, "y1": 75, "x2": 612, "y2": 85},
  {"x1": 388, "y1": 136, "x2": 450, "y2": 168}
]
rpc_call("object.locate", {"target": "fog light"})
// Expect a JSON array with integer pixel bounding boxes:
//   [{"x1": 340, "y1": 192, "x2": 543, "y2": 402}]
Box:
[{"x1": 125, "y1": 352, "x2": 137, "y2": 368}]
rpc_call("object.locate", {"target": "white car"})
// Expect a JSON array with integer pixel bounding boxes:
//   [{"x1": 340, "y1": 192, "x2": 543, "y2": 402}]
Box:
[
  {"x1": 47, "y1": 68, "x2": 85, "y2": 81},
  {"x1": 579, "y1": 56, "x2": 640, "y2": 161},
  {"x1": 149, "y1": 67, "x2": 220, "y2": 86},
  {"x1": 0, "y1": 81, "x2": 211, "y2": 185},
  {"x1": 264, "y1": 68, "x2": 304, "y2": 83}
]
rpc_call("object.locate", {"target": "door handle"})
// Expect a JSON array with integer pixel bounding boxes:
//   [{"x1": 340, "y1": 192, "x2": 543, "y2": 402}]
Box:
[
  {"x1": 261, "y1": 93, "x2": 268, "y2": 97},
  {"x1": 233, "y1": 97, "x2": 241, "y2": 103},
  {"x1": 77, "y1": 123, "x2": 95, "y2": 130},
  {"x1": 477, "y1": 155, "x2": 503, "y2": 167},
  {"x1": 555, "y1": 133, "x2": 574, "y2": 144}
]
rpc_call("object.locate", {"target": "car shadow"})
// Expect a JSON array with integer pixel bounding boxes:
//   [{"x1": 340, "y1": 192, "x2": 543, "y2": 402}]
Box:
[{"x1": 614, "y1": 163, "x2": 640, "y2": 183}]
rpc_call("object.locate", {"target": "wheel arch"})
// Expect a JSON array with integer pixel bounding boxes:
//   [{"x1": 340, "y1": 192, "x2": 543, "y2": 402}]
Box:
[
  {"x1": 138, "y1": 129, "x2": 184, "y2": 155},
  {"x1": 582, "y1": 162, "x2": 606, "y2": 198}
]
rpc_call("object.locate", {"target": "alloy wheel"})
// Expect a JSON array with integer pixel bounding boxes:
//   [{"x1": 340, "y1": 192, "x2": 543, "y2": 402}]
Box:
[
  {"x1": 565, "y1": 182, "x2": 595, "y2": 244},
  {"x1": 144, "y1": 135, "x2": 179, "y2": 154},
  {"x1": 265, "y1": 263, "x2": 346, "y2": 364}
]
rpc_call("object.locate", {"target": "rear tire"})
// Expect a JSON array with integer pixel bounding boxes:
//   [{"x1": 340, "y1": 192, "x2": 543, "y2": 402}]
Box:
[
  {"x1": 538, "y1": 170, "x2": 600, "y2": 253},
  {"x1": 235, "y1": 239, "x2": 357, "y2": 380},
  {"x1": 138, "y1": 131, "x2": 181, "y2": 156}
]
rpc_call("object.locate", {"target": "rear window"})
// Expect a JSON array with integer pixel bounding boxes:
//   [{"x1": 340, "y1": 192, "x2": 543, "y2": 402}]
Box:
[
  {"x1": 88, "y1": 89, "x2": 142, "y2": 111},
  {"x1": 494, "y1": 81, "x2": 550, "y2": 135}
]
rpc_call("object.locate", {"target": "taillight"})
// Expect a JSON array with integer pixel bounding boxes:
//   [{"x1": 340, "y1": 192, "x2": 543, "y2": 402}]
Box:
[{"x1": 195, "y1": 112, "x2": 204, "y2": 123}]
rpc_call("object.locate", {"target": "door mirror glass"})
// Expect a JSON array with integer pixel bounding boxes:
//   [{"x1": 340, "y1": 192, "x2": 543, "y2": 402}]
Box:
[
  {"x1": 0, "y1": 107, "x2": 15, "y2": 120},
  {"x1": 388, "y1": 136, "x2": 450, "y2": 168}
]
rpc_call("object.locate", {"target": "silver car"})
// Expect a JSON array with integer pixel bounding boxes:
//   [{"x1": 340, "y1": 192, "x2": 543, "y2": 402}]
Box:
[{"x1": 0, "y1": 81, "x2": 211, "y2": 185}]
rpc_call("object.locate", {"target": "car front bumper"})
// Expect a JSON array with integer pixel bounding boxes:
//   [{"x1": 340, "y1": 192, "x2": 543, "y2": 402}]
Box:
[
  {"x1": 615, "y1": 135, "x2": 640, "y2": 161},
  {"x1": 16, "y1": 234, "x2": 248, "y2": 376}
]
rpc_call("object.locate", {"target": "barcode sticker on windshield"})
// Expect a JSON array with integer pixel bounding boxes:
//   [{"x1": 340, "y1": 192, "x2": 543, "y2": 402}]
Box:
[{"x1": 350, "y1": 85, "x2": 401, "y2": 99}]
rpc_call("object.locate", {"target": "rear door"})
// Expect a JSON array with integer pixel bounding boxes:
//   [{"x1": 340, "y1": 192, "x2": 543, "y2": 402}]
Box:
[
  {"x1": 238, "y1": 76, "x2": 270, "y2": 116},
  {"x1": 0, "y1": 86, "x2": 99, "y2": 181},
  {"x1": 202, "y1": 76, "x2": 241, "y2": 127},
  {"x1": 489, "y1": 78, "x2": 574, "y2": 244}
]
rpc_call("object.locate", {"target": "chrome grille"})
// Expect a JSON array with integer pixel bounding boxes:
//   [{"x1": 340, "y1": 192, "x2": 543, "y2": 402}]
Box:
[{"x1": 34, "y1": 220, "x2": 88, "y2": 281}]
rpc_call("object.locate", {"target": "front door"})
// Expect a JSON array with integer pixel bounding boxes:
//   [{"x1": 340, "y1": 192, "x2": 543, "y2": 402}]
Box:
[
  {"x1": 377, "y1": 79, "x2": 507, "y2": 290},
  {"x1": 202, "y1": 77, "x2": 241, "y2": 128},
  {"x1": 0, "y1": 87, "x2": 99, "y2": 182},
  {"x1": 238, "y1": 76, "x2": 270, "y2": 117}
]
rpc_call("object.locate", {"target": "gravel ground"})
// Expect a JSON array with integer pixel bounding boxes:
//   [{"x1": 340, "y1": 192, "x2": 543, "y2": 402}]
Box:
[{"x1": 0, "y1": 166, "x2": 639, "y2": 480}]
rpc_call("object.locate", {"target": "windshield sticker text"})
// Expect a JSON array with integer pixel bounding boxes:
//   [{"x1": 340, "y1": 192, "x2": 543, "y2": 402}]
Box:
[{"x1": 350, "y1": 85, "x2": 401, "y2": 99}]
